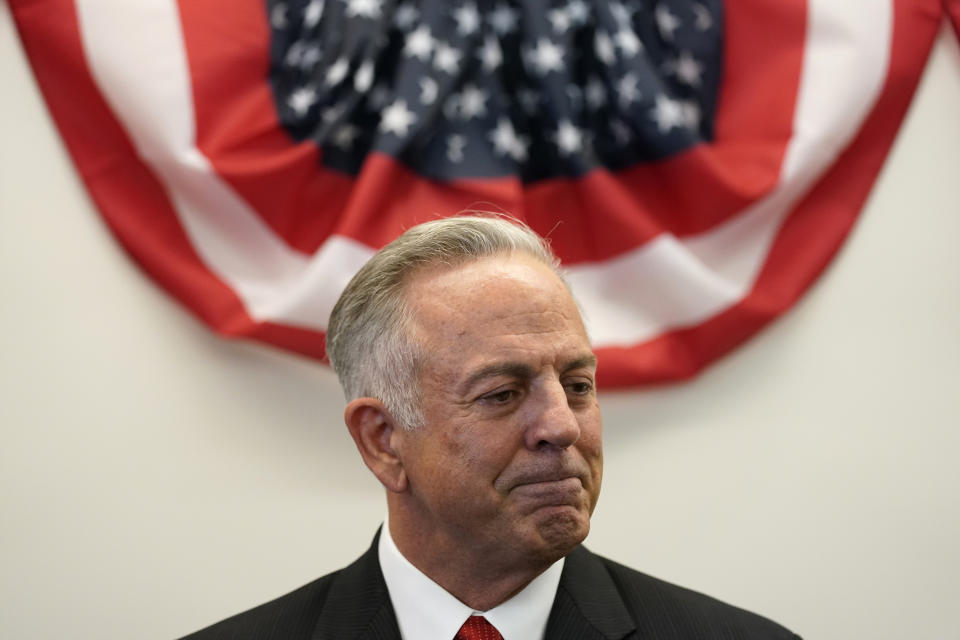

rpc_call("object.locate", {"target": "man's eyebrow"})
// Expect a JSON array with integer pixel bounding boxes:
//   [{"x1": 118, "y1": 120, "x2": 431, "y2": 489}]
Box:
[
  {"x1": 460, "y1": 354, "x2": 598, "y2": 393},
  {"x1": 461, "y1": 363, "x2": 536, "y2": 393},
  {"x1": 562, "y1": 354, "x2": 598, "y2": 373}
]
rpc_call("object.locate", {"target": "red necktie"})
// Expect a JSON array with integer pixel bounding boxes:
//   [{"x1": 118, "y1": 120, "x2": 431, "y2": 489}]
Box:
[{"x1": 454, "y1": 615, "x2": 503, "y2": 640}]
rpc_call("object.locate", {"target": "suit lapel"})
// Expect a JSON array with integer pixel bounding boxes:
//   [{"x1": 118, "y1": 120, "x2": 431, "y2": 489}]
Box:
[
  {"x1": 311, "y1": 530, "x2": 402, "y2": 640},
  {"x1": 545, "y1": 546, "x2": 636, "y2": 640}
]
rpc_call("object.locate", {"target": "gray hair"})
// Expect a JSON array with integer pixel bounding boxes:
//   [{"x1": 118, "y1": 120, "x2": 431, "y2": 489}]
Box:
[{"x1": 326, "y1": 214, "x2": 562, "y2": 429}]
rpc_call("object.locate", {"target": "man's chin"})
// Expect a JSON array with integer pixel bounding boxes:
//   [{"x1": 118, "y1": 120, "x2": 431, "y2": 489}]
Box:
[{"x1": 528, "y1": 508, "x2": 590, "y2": 559}]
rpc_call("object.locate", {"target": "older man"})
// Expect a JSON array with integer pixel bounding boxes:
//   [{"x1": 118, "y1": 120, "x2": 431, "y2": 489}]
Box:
[{"x1": 182, "y1": 216, "x2": 800, "y2": 640}]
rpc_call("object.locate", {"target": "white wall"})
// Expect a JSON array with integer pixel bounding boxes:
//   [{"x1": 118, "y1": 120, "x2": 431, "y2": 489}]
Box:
[{"x1": 2, "y1": 5, "x2": 958, "y2": 638}]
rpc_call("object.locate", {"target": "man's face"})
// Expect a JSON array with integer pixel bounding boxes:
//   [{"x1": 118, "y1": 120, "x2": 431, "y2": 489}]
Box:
[{"x1": 393, "y1": 253, "x2": 602, "y2": 567}]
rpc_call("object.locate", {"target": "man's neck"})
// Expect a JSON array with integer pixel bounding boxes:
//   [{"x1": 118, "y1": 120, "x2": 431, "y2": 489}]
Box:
[
  {"x1": 379, "y1": 525, "x2": 565, "y2": 640},
  {"x1": 387, "y1": 512, "x2": 555, "y2": 611}
]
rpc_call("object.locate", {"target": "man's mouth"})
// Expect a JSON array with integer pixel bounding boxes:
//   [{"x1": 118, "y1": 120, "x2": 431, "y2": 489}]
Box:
[{"x1": 510, "y1": 477, "x2": 584, "y2": 505}]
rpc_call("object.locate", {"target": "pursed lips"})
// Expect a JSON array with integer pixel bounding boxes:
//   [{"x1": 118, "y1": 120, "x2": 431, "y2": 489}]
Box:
[
  {"x1": 509, "y1": 476, "x2": 585, "y2": 506},
  {"x1": 508, "y1": 463, "x2": 589, "y2": 490}
]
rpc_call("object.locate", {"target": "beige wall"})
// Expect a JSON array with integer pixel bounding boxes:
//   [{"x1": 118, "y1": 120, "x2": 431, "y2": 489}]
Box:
[{"x1": 2, "y1": 6, "x2": 958, "y2": 638}]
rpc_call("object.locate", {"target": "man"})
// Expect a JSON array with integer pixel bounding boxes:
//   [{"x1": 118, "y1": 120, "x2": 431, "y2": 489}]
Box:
[{"x1": 182, "y1": 216, "x2": 800, "y2": 639}]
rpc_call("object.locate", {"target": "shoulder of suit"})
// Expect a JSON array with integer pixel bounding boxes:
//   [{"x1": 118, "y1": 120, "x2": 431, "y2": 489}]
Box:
[
  {"x1": 578, "y1": 548, "x2": 802, "y2": 639},
  {"x1": 175, "y1": 569, "x2": 342, "y2": 640}
]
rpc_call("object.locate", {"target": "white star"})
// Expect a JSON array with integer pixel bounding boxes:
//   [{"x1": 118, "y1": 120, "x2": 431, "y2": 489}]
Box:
[
  {"x1": 669, "y1": 51, "x2": 704, "y2": 87},
  {"x1": 404, "y1": 25, "x2": 434, "y2": 61},
  {"x1": 553, "y1": 119, "x2": 583, "y2": 156},
  {"x1": 693, "y1": 3, "x2": 713, "y2": 31},
  {"x1": 478, "y1": 35, "x2": 502, "y2": 71},
  {"x1": 325, "y1": 56, "x2": 350, "y2": 86},
  {"x1": 446, "y1": 134, "x2": 467, "y2": 162},
  {"x1": 452, "y1": 3, "x2": 481, "y2": 35},
  {"x1": 304, "y1": 0, "x2": 324, "y2": 28},
  {"x1": 393, "y1": 3, "x2": 419, "y2": 29},
  {"x1": 285, "y1": 41, "x2": 305, "y2": 66},
  {"x1": 615, "y1": 28, "x2": 643, "y2": 57},
  {"x1": 488, "y1": 3, "x2": 519, "y2": 35},
  {"x1": 459, "y1": 84, "x2": 489, "y2": 120},
  {"x1": 595, "y1": 31, "x2": 615, "y2": 65},
  {"x1": 511, "y1": 135, "x2": 530, "y2": 162},
  {"x1": 489, "y1": 117, "x2": 529, "y2": 162},
  {"x1": 354, "y1": 60, "x2": 375, "y2": 92},
  {"x1": 650, "y1": 93, "x2": 685, "y2": 133},
  {"x1": 548, "y1": 8, "x2": 571, "y2": 33},
  {"x1": 655, "y1": 5, "x2": 681, "y2": 41},
  {"x1": 567, "y1": 0, "x2": 589, "y2": 25},
  {"x1": 525, "y1": 38, "x2": 564, "y2": 75},
  {"x1": 345, "y1": 0, "x2": 382, "y2": 19},
  {"x1": 287, "y1": 86, "x2": 317, "y2": 117},
  {"x1": 419, "y1": 77, "x2": 438, "y2": 105},
  {"x1": 585, "y1": 76, "x2": 607, "y2": 109},
  {"x1": 331, "y1": 123, "x2": 360, "y2": 149},
  {"x1": 609, "y1": 1, "x2": 631, "y2": 26},
  {"x1": 434, "y1": 42, "x2": 462, "y2": 74},
  {"x1": 616, "y1": 72, "x2": 641, "y2": 107},
  {"x1": 270, "y1": 3, "x2": 288, "y2": 28},
  {"x1": 300, "y1": 46, "x2": 322, "y2": 68},
  {"x1": 380, "y1": 99, "x2": 416, "y2": 136}
]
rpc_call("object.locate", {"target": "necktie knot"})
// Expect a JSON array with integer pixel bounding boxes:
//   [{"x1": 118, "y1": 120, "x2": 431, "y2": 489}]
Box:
[{"x1": 454, "y1": 615, "x2": 503, "y2": 640}]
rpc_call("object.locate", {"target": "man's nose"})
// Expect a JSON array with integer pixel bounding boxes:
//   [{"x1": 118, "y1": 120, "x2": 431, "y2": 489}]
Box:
[{"x1": 523, "y1": 380, "x2": 581, "y2": 450}]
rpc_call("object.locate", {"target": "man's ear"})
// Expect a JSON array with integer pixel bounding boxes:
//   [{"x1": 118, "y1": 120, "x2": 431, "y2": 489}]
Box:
[{"x1": 344, "y1": 398, "x2": 408, "y2": 494}]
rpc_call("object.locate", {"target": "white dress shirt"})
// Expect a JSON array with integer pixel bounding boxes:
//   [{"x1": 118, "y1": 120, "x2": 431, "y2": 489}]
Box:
[{"x1": 378, "y1": 522, "x2": 564, "y2": 640}]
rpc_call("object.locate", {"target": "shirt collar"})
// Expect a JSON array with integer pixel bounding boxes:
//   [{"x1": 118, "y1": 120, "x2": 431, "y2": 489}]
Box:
[{"x1": 378, "y1": 520, "x2": 564, "y2": 640}]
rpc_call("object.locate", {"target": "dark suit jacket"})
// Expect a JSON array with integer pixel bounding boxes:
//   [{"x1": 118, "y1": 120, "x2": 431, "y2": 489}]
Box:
[{"x1": 180, "y1": 532, "x2": 801, "y2": 639}]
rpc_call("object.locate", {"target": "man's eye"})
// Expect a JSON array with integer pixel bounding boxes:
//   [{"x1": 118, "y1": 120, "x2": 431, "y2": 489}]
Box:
[
  {"x1": 566, "y1": 381, "x2": 594, "y2": 395},
  {"x1": 483, "y1": 389, "x2": 516, "y2": 404}
]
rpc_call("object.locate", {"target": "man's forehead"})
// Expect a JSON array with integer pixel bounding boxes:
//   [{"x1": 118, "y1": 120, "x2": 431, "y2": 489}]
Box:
[
  {"x1": 404, "y1": 254, "x2": 592, "y2": 373},
  {"x1": 407, "y1": 261, "x2": 583, "y2": 336},
  {"x1": 405, "y1": 253, "x2": 570, "y2": 307}
]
